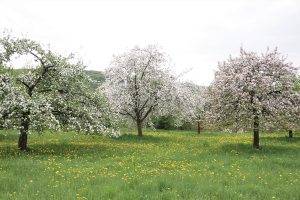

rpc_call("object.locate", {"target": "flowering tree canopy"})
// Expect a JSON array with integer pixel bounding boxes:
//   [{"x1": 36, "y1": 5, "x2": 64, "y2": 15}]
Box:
[
  {"x1": 0, "y1": 35, "x2": 117, "y2": 150},
  {"x1": 209, "y1": 48, "x2": 299, "y2": 148},
  {"x1": 103, "y1": 45, "x2": 175, "y2": 137}
]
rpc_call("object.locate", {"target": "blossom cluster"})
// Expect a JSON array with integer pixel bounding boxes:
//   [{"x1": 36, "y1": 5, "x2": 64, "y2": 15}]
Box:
[
  {"x1": 0, "y1": 34, "x2": 119, "y2": 137},
  {"x1": 208, "y1": 48, "x2": 300, "y2": 132}
]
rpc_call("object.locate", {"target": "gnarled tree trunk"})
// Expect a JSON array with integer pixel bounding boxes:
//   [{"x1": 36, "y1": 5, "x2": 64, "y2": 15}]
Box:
[{"x1": 18, "y1": 113, "x2": 30, "y2": 151}]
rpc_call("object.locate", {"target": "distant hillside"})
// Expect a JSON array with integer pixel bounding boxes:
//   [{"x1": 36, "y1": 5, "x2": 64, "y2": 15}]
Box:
[
  {"x1": 9, "y1": 68, "x2": 105, "y2": 80},
  {"x1": 84, "y1": 70, "x2": 105, "y2": 89},
  {"x1": 85, "y1": 70, "x2": 105, "y2": 83},
  {"x1": 3, "y1": 68, "x2": 105, "y2": 89}
]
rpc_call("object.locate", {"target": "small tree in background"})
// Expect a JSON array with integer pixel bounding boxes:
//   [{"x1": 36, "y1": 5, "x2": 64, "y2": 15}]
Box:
[
  {"x1": 0, "y1": 34, "x2": 116, "y2": 150},
  {"x1": 209, "y1": 48, "x2": 299, "y2": 148},
  {"x1": 173, "y1": 82, "x2": 207, "y2": 134},
  {"x1": 103, "y1": 45, "x2": 175, "y2": 137},
  {"x1": 272, "y1": 92, "x2": 300, "y2": 138}
]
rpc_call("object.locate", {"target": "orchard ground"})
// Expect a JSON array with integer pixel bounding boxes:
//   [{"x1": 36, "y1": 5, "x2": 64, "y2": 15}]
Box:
[{"x1": 0, "y1": 130, "x2": 299, "y2": 200}]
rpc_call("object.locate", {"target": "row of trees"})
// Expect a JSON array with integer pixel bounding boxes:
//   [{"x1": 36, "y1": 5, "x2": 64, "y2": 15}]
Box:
[
  {"x1": 103, "y1": 46, "x2": 300, "y2": 149},
  {"x1": 1, "y1": 33, "x2": 299, "y2": 150}
]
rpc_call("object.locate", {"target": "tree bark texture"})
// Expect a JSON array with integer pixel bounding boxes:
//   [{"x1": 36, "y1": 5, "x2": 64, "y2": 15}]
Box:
[
  {"x1": 18, "y1": 113, "x2": 30, "y2": 150},
  {"x1": 137, "y1": 120, "x2": 143, "y2": 137},
  {"x1": 253, "y1": 115, "x2": 259, "y2": 149},
  {"x1": 288, "y1": 130, "x2": 293, "y2": 138},
  {"x1": 197, "y1": 121, "x2": 201, "y2": 134}
]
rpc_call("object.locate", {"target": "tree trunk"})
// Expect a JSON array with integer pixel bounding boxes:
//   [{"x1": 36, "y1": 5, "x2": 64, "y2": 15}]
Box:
[
  {"x1": 137, "y1": 120, "x2": 143, "y2": 137},
  {"x1": 197, "y1": 121, "x2": 201, "y2": 134},
  {"x1": 253, "y1": 115, "x2": 259, "y2": 149},
  {"x1": 18, "y1": 113, "x2": 30, "y2": 151},
  {"x1": 288, "y1": 130, "x2": 293, "y2": 138}
]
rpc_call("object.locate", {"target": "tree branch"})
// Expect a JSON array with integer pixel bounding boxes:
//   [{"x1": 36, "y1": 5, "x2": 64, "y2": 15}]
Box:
[
  {"x1": 140, "y1": 55, "x2": 153, "y2": 80},
  {"x1": 141, "y1": 103, "x2": 158, "y2": 122},
  {"x1": 120, "y1": 109, "x2": 136, "y2": 120}
]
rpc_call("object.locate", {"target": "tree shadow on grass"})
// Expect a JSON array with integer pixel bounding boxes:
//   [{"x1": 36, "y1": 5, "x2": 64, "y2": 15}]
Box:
[
  {"x1": 261, "y1": 136, "x2": 300, "y2": 144},
  {"x1": 220, "y1": 142, "x2": 300, "y2": 156},
  {"x1": 0, "y1": 141, "x2": 141, "y2": 158},
  {"x1": 1, "y1": 143, "x2": 109, "y2": 157},
  {"x1": 0, "y1": 132, "x2": 18, "y2": 141},
  {"x1": 0, "y1": 132, "x2": 171, "y2": 158}
]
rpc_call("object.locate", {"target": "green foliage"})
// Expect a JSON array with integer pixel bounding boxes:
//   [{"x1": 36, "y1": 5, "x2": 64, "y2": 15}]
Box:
[
  {"x1": 152, "y1": 115, "x2": 196, "y2": 130},
  {"x1": 294, "y1": 75, "x2": 300, "y2": 91},
  {"x1": 1, "y1": 130, "x2": 300, "y2": 199},
  {"x1": 178, "y1": 121, "x2": 195, "y2": 130},
  {"x1": 152, "y1": 115, "x2": 177, "y2": 130},
  {"x1": 4, "y1": 68, "x2": 105, "y2": 88},
  {"x1": 82, "y1": 70, "x2": 105, "y2": 90},
  {"x1": 85, "y1": 70, "x2": 105, "y2": 82}
]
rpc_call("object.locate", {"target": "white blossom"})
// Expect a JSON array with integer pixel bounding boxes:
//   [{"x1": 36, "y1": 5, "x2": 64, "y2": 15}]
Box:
[
  {"x1": 102, "y1": 45, "x2": 176, "y2": 137},
  {"x1": 208, "y1": 48, "x2": 300, "y2": 148},
  {"x1": 0, "y1": 34, "x2": 117, "y2": 150}
]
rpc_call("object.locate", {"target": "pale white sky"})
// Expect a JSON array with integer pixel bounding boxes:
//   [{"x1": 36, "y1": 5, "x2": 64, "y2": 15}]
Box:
[{"x1": 1, "y1": 0, "x2": 300, "y2": 85}]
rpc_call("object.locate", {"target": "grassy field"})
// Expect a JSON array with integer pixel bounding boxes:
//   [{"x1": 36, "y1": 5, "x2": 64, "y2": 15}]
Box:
[{"x1": 0, "y1": 130, "x2": 300, "y2": 200}]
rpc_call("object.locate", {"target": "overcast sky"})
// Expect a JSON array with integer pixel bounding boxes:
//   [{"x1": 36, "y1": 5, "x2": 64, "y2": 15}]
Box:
[{"x1": 1, "y1": 0, "x2": 300, "y2": 85}]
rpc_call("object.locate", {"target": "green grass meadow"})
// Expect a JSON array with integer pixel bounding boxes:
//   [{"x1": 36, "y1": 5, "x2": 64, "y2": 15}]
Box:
[{"x1": 0, "y1": 130, "x2": 300, "y2": 200}]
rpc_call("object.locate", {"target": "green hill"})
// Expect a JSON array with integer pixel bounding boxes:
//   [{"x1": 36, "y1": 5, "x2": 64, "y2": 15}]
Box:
[
  {"x1": 85, "y1": 70, "x2": 105, "y2": 83},
  {"x1": 1, "y1": 68, "x2": 106, "y2": 89}
]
